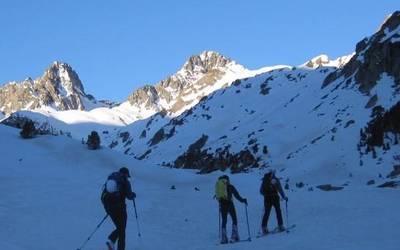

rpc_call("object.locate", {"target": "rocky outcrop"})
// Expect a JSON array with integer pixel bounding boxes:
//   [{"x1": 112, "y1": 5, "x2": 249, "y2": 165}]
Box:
[
  {"x1": 316, "y1": 184, "x2": 344, "y2": 191},
  {"x1": 174, "y1": 135, "x2": 259, "y2": 174},
  {"x1": 358, "y1": 102, "x2": 400, "y2": 153},
  {"x1": 126, "y1": 51, "x2": 244, "y2": 115},
  {"x1": 323, "y1": 11, "x2": 400, "y2": 93},
  {"x1": 0, "y1": 62, "x2": 97, "y2": 115}
]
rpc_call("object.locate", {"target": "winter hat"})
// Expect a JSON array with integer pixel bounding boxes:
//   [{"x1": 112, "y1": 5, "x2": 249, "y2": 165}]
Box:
[
  {"x1": 119, "y1": 167, "x2": 131, "y2": 177},
  {"x1": 264, "y1": 169, "x2": 276, "y2": 178},
  {"x1": 219, "y1": 175, "x2": 230, "y2": 181}
]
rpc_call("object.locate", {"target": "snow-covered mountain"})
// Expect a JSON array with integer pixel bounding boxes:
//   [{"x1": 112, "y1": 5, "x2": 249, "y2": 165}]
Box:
[
  {"x1": 0, "y1": 51, "x2": 262, "y2": 127},
  {"x1": 0, "y1": 62, "x2": 107, "y2": 115},
  {"x1": 1, "y1": 12, "x2": 400, "y2": 181},
  {"x1": 1, "y1": 11, "x2": 400, "y2": 250},
  {"x1": 96, "y1": 11, "x2": 400, "y2": 180}
]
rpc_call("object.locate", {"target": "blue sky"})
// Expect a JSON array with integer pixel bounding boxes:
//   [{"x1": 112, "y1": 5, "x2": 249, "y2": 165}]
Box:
[{"x1": 0, "y1": 0, "x2": 398, "y2": 101}]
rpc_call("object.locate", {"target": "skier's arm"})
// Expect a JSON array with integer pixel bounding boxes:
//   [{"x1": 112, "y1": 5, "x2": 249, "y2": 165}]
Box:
[
  {"x1": 259, "y1": 180, "x2": 265, "y2": 196},
  {"x1": 275, "y1": 179, "x2": 286, "y2": 200},
  {"x1": 231, "y1": 185, "x2": 247, "y2": 203},
  {"x1": 124, "y1": 180, "x2": 136, "y2": 200}
]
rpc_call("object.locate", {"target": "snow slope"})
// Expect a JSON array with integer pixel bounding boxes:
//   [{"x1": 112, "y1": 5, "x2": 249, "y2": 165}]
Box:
[{"x1": 1, "y1": 125, "x2": 399, "y2": 250}]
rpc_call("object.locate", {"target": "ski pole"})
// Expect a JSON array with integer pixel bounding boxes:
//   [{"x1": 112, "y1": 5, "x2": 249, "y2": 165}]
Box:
[
  {"x1": 285, "y1": 200, "x2": 289, "y2": 233},
  {"x1": 132, "y1": 199, "x2": 142, "y2": 238},
  {"x1": 77, "y1": 214, "x2": 108, "y2": 250},
  {"x1": 245, "y1": 204, "x2": 251, "y2": 241}
]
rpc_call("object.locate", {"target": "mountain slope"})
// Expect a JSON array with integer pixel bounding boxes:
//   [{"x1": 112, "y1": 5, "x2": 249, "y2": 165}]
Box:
[
  {"x1": 103, "y1": 12, "x2": 400, "y2": 183},
  {"x1": 1, "y1": 124, "x2": 399, "y2": 250}
]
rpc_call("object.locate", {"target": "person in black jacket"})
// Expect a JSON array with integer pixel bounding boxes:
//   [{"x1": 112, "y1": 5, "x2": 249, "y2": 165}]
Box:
[
  {"x1": 101, "y1": 167, "x2": 136, "y2": 250},
  {"x1": 217, "y1": 175, "x2": 247, "y2": 244},
  {"x1": 260, "y1": 169, "x2": 288, "y2": 234}
]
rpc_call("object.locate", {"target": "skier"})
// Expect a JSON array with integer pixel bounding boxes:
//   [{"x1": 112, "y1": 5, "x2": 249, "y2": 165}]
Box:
[
  {"x1": 260, "y1": 169, "x2": 288, "y2": 234},
  {"x1": 215, "y1": 175, "x2": 248, "y2": 244},
  {"x1": 101, "y1": 167, "x2": 136, "y2": 250}
]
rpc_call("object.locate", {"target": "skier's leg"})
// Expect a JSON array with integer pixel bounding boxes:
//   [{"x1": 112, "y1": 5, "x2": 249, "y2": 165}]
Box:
[
  {"x1": 273, "y1": 197, "x2": 284, "y2": 230},
  {"x1": 220, "y1": 202, "x2": 229, "y2": 244},
  {"x1": 229, "y1": 203, "x2": 239, "y2": 241},
  {"x1": 116, "y1": 207, "x2": 127, "y2": 250},
  {"x1": 108, "y1": 208, "x2": 119, "y2": 244},
  {"x1": 261, "y1": 199, "x2": 272, "y2": 233}
]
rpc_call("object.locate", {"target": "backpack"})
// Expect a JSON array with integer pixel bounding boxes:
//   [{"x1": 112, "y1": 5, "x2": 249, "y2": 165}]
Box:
[
  {"x1": 215, "y1": 177, "x2": 228, "y2": 200},
  {"x1": 101, "y1": 173, "x2": 122, "y2": 208},
  {"x1": 261, "y1": 177, "x2": 278, "y2": 196}
]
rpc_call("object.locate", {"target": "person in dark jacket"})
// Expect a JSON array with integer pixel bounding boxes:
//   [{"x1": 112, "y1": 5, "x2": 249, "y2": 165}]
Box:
[
  {"x1": 260, "y1": 169, "x2": 288, "y2": 234},
  {"x1": 102, "y1": 167, "x2": 136, "y2": 250},
  {"x1": 217, "y1": 175, "x2": 247, "y2": 244}
]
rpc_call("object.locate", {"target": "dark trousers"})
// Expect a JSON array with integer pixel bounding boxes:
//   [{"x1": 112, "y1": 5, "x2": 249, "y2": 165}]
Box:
[
  {"x1": 262, "y1": 195, "x2": 283, "y2": 228},
  {"x1": 220, "y1": 201, "x2": 237, "y2": 229},
  {"x1": 108, "y1": 205, "x2": 127, "y2": 250}
]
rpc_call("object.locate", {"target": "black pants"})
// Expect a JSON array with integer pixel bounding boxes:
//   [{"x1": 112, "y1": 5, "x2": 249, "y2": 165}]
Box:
[
  {"x1": 262, "y1": 195, "x2": 283, "y2": 228},
  {"x1": 220, "y1": 201, "x2": 237, "y2": 229},
  {"x1": 108, "y1": 205, "x2": 127, "y2": 250}
]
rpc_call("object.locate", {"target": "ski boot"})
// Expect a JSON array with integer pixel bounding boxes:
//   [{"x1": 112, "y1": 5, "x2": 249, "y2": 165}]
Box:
[
  {"x1": 262, "y1": 227, "x2": 269, "y2": 235},
  {"x1": 106, "y1": 240, "x2": 115, "y2": 250},
  {"x1": 278, "y1": 224, "x2": 285, "y2": 232},
  {"x1": 230, "y1": 224, "x2": 240, "y2": 242},
  {"x1": 221, "y1": 228, "x2": 228, "y2": 244}
]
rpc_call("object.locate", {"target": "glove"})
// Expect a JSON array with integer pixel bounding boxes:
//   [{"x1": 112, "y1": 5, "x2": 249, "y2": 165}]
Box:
[
  {"x1": 243, "y1": 198, "x2": 248, "y2": 205},
  {"x1": 284, "y1": 196, "x2": 288, "y2": 202},
  {"x1": 132, "y1": 192, "x2": 137, "y2": 199}
]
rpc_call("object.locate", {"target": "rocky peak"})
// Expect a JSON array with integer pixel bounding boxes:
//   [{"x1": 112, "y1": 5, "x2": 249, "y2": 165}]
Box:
[
  {"x1": 376, "y1": 11, "x2": 400, "y2": 35},
  {"x1": 182, "y1": 51, "x2": 233, "y2": 73},
  {"x1": 323, "y1": 11, "x2": 400, "y2": 92},
  {"x1": 304, "y1": 54, "x2": 331, "y2": 68},
  {"x1": 127, "y1": 51, "x2": 245, "y2": 116},
  {"x1": 0, "y1": 62, "x2": 96, "y2": 115},
  {"x1": 303, "y1": 54, "x2": 352, "y2": 69},
  {"x1": 43, "y1": 61, "x2": 85, "y2": 96}
]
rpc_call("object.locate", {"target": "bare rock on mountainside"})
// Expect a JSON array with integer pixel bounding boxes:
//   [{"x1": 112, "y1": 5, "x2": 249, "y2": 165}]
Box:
[
  {"x1": 20, "y1": 120, "x2": 36, "y2": 139},
  {"x1": 87, "y1": 131, "x2": 101, "y2": 150},
  {"x1": 377, "y1": 181, "x2": 400, "y2": 188},
  {"x1": 316, "y1": 184, "x2": 344, "y2": 191},
  {"x1": 0, "y1": 62, "x2": 97, "y2": 115},
  {"x1": 174, "y1": 135, "x2": 259, "y2": 174},
  {"x1": 359, "y1": 102, "x2": 400, "y2": 152},
  {"x1": 323, "y1": 11, "x2": 400, "y2": 92},
  {"x1": 127, "y1": 51, "x2": 244, "y2": 115},
  {"x1": 387, "y1": 165, "x2": 400, "y2": 178}
]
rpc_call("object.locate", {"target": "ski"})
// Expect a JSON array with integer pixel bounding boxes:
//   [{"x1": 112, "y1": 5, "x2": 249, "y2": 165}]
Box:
[
  {"x1": 216, "y1": 237, "x2": 251, "y2": 245},
  {"x1": 229, "y1": 237, "x2": 251, "y2": 244},
  {"x1": 256, "y1": 224, "x2": 296, "y2": 238}
]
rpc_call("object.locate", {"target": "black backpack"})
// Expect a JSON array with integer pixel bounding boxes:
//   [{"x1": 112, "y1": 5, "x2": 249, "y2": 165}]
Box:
[
  {"x1": 261, "y1": 178, "x2": 278, "y2": 196},
  {"x1": 101, "y1": 173, "x2": 122, "y2": 209}
]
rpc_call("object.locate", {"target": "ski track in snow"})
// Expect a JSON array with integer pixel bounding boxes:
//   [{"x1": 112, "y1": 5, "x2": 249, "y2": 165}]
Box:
[{"x1": 0, "y1": 125, "x2": 399, "y2": 250}]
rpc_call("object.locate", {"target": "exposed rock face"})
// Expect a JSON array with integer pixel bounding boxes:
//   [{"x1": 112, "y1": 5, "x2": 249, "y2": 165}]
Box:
[
  {"x1": 127, "y1": 51, "x2": 245, "y2": 115},
  {"x1": 316, "y1": 184, "x2": 344, "y2": 191},
  {"x1": 323, "y1": 11, "x2": 400, "y2": 92},
  {"x1": 305, "y1": 55, "x2": 331, "y2": 68},
  {"x1": 0, "y1": 62, "x2": 96, "y2": 115},
  {"x1": 303, "y1": 54, "x2": 353, "y2": 69},
  {"x1": 174, "y1": 135, "x2": 259, "y2": 174}
]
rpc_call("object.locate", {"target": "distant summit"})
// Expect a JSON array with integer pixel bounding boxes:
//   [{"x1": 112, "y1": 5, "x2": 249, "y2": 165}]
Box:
[
  {"x1": 302, "y1": 54, "x2": 353, "y2": 69},
  {"x1": 0, "y1": 62, "x2": 100, "y2": 115},
  {"x1": 182, "y1": 51, "x2": 233, "y2": 72},
  {"x1": 126, "y1": 50, "x2": 249, "y2": 117}
]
